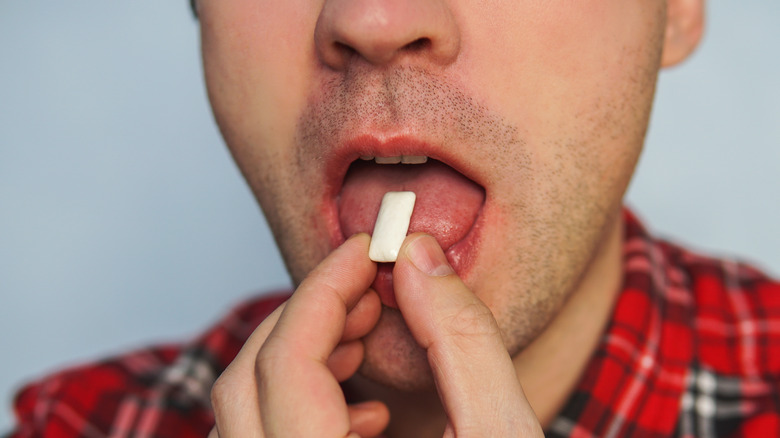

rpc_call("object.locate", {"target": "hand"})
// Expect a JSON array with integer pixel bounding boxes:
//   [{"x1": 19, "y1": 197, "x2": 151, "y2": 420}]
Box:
[
  {"x1": 209, "y1": 233, "x2": 390, "y2": 437},
  {"x1": 392, "y1": 233, "x2": 544, "y2": 436},
  {"x1": 208, "y1": 232, "x2": 543, "y2": 437}
]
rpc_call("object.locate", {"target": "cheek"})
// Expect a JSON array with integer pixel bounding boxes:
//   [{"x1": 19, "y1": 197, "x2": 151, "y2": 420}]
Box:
[
  {"x1": 199, "y1": 1, "x2": 334, "y2": 282},
  {"x1": 459, "y1": 0, "x2": 664, "y2": 144},
  {"x1": 466, "y1": 1, "x2": 662, "y2": 217},
  {"x1": 199, "y1": 0, "x2": 317, "y2": 174}
]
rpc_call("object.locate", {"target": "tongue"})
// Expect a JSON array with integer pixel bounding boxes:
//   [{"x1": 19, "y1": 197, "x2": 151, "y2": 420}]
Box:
[{"x1": 338, "y1": 160, "x2": 485, "y2": 251}]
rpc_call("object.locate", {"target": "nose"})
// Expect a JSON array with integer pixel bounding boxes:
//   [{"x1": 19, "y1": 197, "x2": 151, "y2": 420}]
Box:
[{"x1": 315, "y1": 0, "x2": 460, "y2": 70}]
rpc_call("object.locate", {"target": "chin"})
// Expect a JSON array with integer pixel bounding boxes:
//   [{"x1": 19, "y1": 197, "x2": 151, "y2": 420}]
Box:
[{"x1": 358, "y1": 307, "x2": 437, "y2": 392}]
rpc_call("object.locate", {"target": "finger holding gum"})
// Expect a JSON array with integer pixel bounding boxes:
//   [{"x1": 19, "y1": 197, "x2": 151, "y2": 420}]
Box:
[{"x1": 368, "y1": 191, "x2": 416, "y2": 262}]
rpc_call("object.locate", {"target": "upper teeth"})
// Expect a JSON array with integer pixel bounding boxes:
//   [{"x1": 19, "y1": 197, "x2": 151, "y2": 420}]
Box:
[{"x1": 360, "y1": 155, "x2": 428, "y2": 164}]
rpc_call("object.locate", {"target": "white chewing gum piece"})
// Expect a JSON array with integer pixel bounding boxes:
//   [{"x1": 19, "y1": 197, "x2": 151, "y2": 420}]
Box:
[{"x1": 368, "y1": 191, "x2": 417, "y2": 263}]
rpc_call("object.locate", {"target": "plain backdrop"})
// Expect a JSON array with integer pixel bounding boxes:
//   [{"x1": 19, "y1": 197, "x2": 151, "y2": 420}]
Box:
[{"x1": 1, "y1": 0, "x2": 778, "y2": 431}]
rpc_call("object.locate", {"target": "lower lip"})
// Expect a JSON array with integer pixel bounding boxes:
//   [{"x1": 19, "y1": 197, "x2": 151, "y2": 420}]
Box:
[{"x1": 369, "y1": 205, "x2": 485, "y2": 309}]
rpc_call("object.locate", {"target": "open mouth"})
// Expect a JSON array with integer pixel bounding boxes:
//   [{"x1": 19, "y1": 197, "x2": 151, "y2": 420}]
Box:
[{"x1": 335, "y1": 154, "x2": 486, "y2": 308}]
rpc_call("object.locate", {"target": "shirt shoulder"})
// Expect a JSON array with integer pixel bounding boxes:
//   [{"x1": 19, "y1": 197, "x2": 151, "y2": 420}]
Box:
[
  {"x1": 657, "y1": 241, "x2": 780, "y2": 437},
  {"x1": 7, "y1": 292, "x2": 288, "y2": 438},
  {"x1": 554, "y1": 211, "x2": 780, "y2": 438},
  {"x1": 661, "y1": 242, "x2": 780, "y2": 376}
]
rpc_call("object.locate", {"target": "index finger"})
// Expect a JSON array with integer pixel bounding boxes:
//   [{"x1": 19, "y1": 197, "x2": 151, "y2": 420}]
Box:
[{"x1": 256, "y1": 233, "x2": 377, "y2": 436}]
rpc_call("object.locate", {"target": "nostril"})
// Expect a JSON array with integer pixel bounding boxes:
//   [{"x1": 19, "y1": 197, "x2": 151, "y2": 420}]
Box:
[
  {"x1": 334, "y1": 41, "x2": 358, "y2": 59},
  {"x1": 404, "y1": 38, "x2": 431, "y2": 53},
  {"x1": 334, "y1": 38, "x2": 432, "y2": 65}
]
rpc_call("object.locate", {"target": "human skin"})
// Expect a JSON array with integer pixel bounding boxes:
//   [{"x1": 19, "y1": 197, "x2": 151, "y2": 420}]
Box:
[{"x1": 198, "y1": 0, "x2": 704, "y2": 435}]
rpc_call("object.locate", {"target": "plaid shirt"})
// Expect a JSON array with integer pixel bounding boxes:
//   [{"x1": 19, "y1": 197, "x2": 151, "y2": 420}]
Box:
[{"x1": 7, "y1": 211, "x2": 780, "y2": 437}]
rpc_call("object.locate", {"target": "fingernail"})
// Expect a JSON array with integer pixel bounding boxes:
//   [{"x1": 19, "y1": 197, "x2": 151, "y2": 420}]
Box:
[{"x1": 406, "y1": 235, "x2": 454, "y2": 277}]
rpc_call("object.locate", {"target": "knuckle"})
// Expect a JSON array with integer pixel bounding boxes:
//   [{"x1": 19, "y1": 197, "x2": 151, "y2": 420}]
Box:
[
  {"x1": 254, "y1": 339, "x2": 292, "y2": 386},
  {"x1": 440, "y1": 302, "x2": 500, "y2": 341},
  {"x1": 210, "y1": 370, "x2": 239, "y2": 414}
]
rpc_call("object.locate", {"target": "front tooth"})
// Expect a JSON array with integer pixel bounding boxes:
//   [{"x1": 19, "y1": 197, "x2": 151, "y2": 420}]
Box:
[
  {"x1": 401, "y1": 155, "x2": 428, "y2": 164},
  {"x1": 369, "y1": 191, "x2": 416, "y2": 263},
  {"x1": 375, "y1": 156, "x2": 402, "y2": 164},
  {"x1": 360, "y1": 155, "x2": 375, "y2": 161}
]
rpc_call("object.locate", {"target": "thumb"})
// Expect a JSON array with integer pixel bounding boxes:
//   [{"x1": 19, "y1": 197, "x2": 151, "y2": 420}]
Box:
[
  {"x1": 392, "y1": 233, "x2": 542, "y2": 436},
  {"x1": 392, "y1": 232, "x2": 498, "y2": 350}
]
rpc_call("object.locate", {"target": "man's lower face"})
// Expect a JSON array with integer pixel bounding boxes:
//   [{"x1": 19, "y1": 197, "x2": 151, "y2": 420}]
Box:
[{"x1": 201, "y1": 1, "x2": 663, "y2": 391}]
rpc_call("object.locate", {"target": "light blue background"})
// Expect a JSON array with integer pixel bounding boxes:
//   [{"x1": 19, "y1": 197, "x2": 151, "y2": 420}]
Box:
[{"x1": 1, "y1": 1, "x2": 778, "y2": 431}]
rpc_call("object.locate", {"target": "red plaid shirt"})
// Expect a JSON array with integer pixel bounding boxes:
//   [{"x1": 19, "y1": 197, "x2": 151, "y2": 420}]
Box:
[{"x1": 8, "y1": 212, "x2": 780, "y2": 437}]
